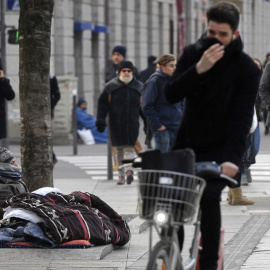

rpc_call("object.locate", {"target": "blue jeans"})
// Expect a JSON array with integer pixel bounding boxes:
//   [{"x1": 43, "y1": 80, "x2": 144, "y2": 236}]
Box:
[{"x1": 153, "y1": 129, "x2": 178, "y2": 153}]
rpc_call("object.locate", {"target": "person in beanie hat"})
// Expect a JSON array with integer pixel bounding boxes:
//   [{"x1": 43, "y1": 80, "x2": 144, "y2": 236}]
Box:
[
  {"x1": 76, "y1": 98, "x2": 108, "y2": 144},
  {"x1": 117, "y1": 60, "x2": 134, "y2": 73},
  {"x1": 0, "y1": 147, "x2": 15, "y2": 164},
  {"x1": 0, "y1": 147, "x2": 28, "y2": 217},
  {"x1": 112, "y1": 45, "x2": 126, "y2": 59},
  {"x1": 96, "y1": 61, "x2": 142, "y2": 185},
  {"x1": 105, "y1": 47, "x2": 143, "y2": 170},
  {"x1": 105, "y1": 45, "x2": 141, "y2": 83}
]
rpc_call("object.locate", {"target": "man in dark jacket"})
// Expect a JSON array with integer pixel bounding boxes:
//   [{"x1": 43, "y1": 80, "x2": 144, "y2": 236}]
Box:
[
  {"x1": 139, "y1": 55, "x2": 157, "y2": 83},
  {"x1": 142, "y1": 54, "x2": 184, "y2": 152},
  {"x1": 105, "y1": 45, "x2": 140, "y2": 82},
  {"x1": 96, "y1": 61, "x2": 142, "y2": 185},
  {"x1": 50, "y1": 74, "x2": 61, "y2": 165},
  {"x1": 165, "y1": 2, "x2": 261, "y2": 270},
  {"x1": 0, "y1": 60, "x2": 15, "y2": 146}
]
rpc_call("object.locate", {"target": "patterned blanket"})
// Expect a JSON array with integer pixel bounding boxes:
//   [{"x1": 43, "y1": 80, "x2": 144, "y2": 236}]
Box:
[{"x1": 0, "y1": 191, "x2": 130, "y2": 246}]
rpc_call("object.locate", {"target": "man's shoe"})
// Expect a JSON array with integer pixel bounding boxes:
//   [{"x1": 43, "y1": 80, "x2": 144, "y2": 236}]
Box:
[
  {"x1": 126, "y1": 170, "x2": 134, "y2": 184},
  {"x1": 117, "y1": 175, "x2": 125, "y2": 185}
]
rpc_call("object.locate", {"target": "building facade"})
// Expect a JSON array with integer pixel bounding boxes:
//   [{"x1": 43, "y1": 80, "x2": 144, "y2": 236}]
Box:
[{"x1": 2, "y1": 0, "x2": 270, "y2": 143}]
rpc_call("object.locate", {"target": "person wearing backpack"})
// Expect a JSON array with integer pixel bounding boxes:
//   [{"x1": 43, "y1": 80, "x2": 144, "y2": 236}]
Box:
[{"x1": 142, "y1": 54, "x2": 185, "y2": 152}]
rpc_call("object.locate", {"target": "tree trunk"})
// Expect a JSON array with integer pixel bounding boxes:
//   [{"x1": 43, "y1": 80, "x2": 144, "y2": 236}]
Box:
[{"x1": 19, "y1": 0, "x2": 54, "y2": 191}]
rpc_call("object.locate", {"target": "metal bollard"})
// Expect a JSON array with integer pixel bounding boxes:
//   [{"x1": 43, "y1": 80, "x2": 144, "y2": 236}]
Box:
[
  {"x1": 72, "y1": 90, "x2": 77, "y2": 156},
  {"x1": 107, "y1": 122, "x2": 113, "y2": 180}
]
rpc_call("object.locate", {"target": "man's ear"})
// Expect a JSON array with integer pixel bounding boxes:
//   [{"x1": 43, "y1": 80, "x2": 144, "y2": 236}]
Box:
[
  {"x1": 233, "y1": 30, "x2": 240, "y2": 40},
  {"x1": 160, "y1": 65, "x2": 165, "y2": 72}
]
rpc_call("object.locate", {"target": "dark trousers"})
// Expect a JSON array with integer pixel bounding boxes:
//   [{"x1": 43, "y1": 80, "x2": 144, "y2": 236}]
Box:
[{"x1": 199, "y1": 179, "x2": 227, "y2": 270}]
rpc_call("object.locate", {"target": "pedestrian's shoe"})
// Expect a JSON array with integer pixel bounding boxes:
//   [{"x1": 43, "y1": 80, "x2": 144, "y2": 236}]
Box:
[
  {"x1": 230, "y1": 187, "x2": 255, "y2": 205},
  {"x1": 126, "y1": 170, "x2": 134, "y2": 185},
  {"x1": 246, "y1": 168, "x2": 253, "y2": 183},
  {"x1": 117, "y1": 175, "x2": 125, "y2": 185},
  {"x1": 265, "y1": 126, "x2": 269, "y2": 135}
]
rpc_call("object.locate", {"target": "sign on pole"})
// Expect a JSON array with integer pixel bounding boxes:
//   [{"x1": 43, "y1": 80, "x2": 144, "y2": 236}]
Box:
[{"x1": 7, "y1": 0, "x2": 20, "y2": 11}]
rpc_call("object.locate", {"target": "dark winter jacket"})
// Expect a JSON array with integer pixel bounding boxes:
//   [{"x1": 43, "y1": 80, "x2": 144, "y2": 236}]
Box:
[
  {"x1": 0, "y1": 78, "x2": 15, "y2": 139},
  {"x1": 96, "y1": 77, "x2": 142, "y2": 146},
  {"x1": 165, "y1": 35, "x2": 261, "y2": 167},
  {"x1": 50, "y1": 75, "x2": 61, "y2": 118},
  {"x1": 259, "y1": 62, "x2": 270, "y2": 110},
  {"x1": 105, "y1": 64, "x2": 141, "y2": 83},
  {"x1": 140, "y1": 64, "x2": 156, "y2": 83},
  {"x1": 142, "y1": 69, "x2": 185, "y2": 132}
]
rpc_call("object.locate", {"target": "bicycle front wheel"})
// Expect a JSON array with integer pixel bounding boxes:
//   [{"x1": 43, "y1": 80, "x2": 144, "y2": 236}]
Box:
[{"x1": 146, "y1": 241, "x2": 169, "y2": 270}]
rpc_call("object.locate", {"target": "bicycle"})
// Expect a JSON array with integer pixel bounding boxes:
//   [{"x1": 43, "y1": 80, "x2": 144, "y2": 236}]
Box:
[{"x1": 121, "y1": 149, "x2": 237, "y2": 270}]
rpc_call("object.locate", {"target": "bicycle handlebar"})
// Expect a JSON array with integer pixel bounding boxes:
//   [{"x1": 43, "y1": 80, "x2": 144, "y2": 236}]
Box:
[
  {"x1": 195, "y1": 161, "x2": 238, "y2": 186},
  {"x1": 120, "y1": 158, "x2": 238, "y2": 186}
]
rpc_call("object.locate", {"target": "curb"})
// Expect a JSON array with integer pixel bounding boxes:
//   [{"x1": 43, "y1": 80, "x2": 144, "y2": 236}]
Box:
[{"x1": 128, "y1": 216, "x2": 150, "y2": 234}]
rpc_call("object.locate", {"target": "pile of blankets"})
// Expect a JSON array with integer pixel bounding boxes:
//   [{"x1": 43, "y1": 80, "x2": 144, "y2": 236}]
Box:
[{"x1": 0, "y1": 188, "x2": 130, "y2": 248}]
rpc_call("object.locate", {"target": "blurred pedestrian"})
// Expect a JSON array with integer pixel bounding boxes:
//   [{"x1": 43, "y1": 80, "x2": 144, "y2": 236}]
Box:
[
  {"x1": 165, "y1": 2, "x2": 261, "y2": 269},
  {"x1": 228, "y1": 58, "x2": 263, "y2": 204},
  {"x1": 142, "y1": 54, "x2": 184, "y2": 153},
  {"x1": 139, "y1": 55, "x2": 157, "y2": 83},
  {"x1": 259, "y1": 62, "x2": 270, "y2": 135},
  {"x1": 0, "y1": 58, "x2": 15, "y2": 147},
  {"x1": 96, "y1": 61, "x2": 142, "y2": 185},
  {"x1": 50, "y1": 74, "x2": 61, "y2": 165},
  {"x1": 105, "y1": 45, "x2": 141, "y2": 82},
  {"x1": 263, "y1": 52, "x2": 270, "y2": 68},
  {"x1": 139, "y1": 55, "x2": 158, "y2": 149}
]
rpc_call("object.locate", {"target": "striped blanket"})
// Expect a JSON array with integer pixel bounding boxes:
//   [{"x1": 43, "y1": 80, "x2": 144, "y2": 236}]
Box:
[{"x1": 0, "y1": 191, "x2": 130, "y2": 246}]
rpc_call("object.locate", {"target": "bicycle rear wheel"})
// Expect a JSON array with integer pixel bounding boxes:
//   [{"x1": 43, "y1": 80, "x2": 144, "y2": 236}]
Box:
[{"x1": 146, "y1": 241, "x2": 169, "y2": 270}]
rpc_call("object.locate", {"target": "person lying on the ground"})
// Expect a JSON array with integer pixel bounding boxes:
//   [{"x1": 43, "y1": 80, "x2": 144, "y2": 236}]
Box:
[
  {"x1": 0, "y1": 188, "x2": 130, "y2": 247},
  {"x1": 77, "y1": 98, "x2": 108, "y2": 143}
]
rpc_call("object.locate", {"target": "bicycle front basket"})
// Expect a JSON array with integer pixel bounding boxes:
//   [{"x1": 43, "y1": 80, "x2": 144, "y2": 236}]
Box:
[{"x1": 138, "y1": 170, "x2": 206, "y2": 224}]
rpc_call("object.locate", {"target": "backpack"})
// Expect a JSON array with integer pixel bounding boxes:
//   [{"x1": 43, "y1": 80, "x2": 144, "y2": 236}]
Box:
[
  {"x1": 142, "y1": 75, "x2": 163, "y2": 148},
  {"x1": 143, "y1": 74, "x2": 163, "y2": 103}
]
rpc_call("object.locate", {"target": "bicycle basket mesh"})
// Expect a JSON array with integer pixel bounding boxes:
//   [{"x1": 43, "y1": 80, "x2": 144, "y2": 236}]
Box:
[{"x1": 138, "y1": 170, "x2": 206, "y2": 224}]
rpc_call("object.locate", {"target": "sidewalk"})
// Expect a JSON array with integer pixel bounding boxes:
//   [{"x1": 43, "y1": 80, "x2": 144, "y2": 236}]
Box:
[{"x1": 3, "y1": 124, "x2": 270, "y2": 270}]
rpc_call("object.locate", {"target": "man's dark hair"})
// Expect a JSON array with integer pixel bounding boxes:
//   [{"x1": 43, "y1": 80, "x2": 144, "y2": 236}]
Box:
[{"x1": 206, "y1": 2, "x2": 240, "y2": 32}]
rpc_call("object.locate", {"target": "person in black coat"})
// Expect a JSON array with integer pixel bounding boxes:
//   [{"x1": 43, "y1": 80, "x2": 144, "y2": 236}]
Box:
[
  {"x1": 0, "y1": 60, "x2": 15, "y2": 144},
  {"x1": 50, "y1": 74, "x2": 61, "y2": 165},
  {"x1": 50, "y1": 74, "x2": 61, "y2": 119},
  {"x1": 139, "y1": 55, "x2": 157, "y2": 83},
  {"x1": 165, "y1": 2, "x2": 261, "y2": 270},
  {"x1": 96, "y1": 61, "x2": 142, "y2": 185}
]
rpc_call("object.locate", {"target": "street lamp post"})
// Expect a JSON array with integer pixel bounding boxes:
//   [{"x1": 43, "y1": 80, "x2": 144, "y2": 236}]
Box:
[
  {"x1": 104, "y1": 0, "x2": 113, "y2": 181},
  {"x1": 0, "y1": 0, "x2": 8, "y2": 148},
  {"x1": 1, "y1": 0, "x2": 6, "y2": 71}
]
